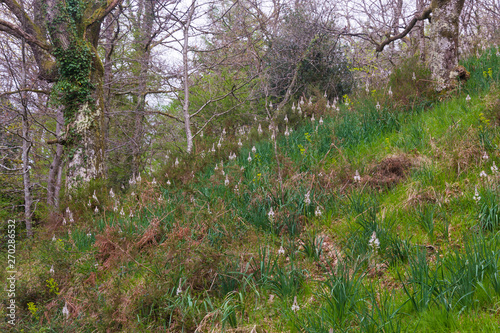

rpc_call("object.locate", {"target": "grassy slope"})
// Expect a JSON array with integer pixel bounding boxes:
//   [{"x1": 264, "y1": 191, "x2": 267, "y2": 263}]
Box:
[{"x1": 3, "y1": 49, "x2": 500, "y2": 332}]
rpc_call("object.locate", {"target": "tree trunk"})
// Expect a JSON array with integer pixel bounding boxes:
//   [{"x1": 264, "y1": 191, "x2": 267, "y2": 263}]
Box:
[
  {"x1": 182, "y1": 2, "x2": 196, "y2": 154},
  {"x1": 43, "y1": 0, "x2": 108, "y2": 190},
  {"x1": 47, "y1": 109, "x2": 64, "y2": 208},
  {"x1": 428, "y1": 0, "x2": 465, "y2": 90},
  {"x1": 19, "y1": 40, "x2": 33, "y2": 237},
  {"x1": 417, "y1": 0, "x2": 426, "y2": 61},
  {"x1": 132, "y1": 0, "x2": 154, "y2": 174}
]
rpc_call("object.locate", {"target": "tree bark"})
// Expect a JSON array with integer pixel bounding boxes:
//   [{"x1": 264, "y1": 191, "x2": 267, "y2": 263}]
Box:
[
  {"x1": 47, "y1": 109, "x2": 64, "y2": 208},
  {"x1": 182, "y1": 2, "x2": 196, "y2": 154},
  {"x1": 1, "y1": 0, "x2": 122, "y2": 191},
  {"x1": 21, "y1": 41, "x2": 33, "y2": 237},
  {"x1": 428, "y1": 0, "x2": 465, "y2": 90}
]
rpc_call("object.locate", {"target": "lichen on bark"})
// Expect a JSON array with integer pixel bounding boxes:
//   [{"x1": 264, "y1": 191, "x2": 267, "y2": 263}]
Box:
[{"x1": 427, "y1": 0, "x2": 465, "y2": 91}]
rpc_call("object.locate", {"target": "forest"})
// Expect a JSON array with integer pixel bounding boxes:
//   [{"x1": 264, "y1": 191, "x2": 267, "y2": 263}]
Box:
[{"x1": 1, "y1": 0, "x2": 500, "y2": 331}]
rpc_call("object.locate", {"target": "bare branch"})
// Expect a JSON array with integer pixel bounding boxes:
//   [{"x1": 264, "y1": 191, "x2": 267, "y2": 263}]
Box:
[{"x1": 375, "y1": 5, "x2": 433, "y2": 52}]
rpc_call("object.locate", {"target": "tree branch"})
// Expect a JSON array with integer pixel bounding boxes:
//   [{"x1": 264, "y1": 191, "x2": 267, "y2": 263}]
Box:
[
  {"x1": 375, "y1": 5, "x2": 433, "y2": 52},
  {"x1": 0, "y1": 19, "x2": 50, "y2": 51},
  {"x1": 86, "y1": 0, "x2": 123, "y2": 27}
]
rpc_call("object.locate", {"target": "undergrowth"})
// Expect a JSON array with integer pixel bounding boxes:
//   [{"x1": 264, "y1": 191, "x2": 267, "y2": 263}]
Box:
[{"x1": 3, "y1": 48, "x2": 500, "y2": 332}]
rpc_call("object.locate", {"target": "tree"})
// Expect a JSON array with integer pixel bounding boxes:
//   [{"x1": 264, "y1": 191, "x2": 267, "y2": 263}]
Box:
[
  {"x1": 0, "y1": 0, "x2": 123, "y2": 189},
  {"x1": 375, "y1": 0, "x2": 465, "y2": 90}
]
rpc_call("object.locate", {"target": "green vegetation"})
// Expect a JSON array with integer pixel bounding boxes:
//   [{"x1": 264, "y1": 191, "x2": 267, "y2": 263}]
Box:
[{"x1": 4, "y1": 48, "x2": 500, "y2": 332}]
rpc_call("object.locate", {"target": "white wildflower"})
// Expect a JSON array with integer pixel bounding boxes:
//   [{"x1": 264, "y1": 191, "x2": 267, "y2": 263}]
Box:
[
  {"x1": 368, "y1": 231, "x2": 380, "y2": 251},
  {"x1": 311, "y1": 114, "x2": 315, "y2": 122},
  {"x1": 87, "y1": 199, "x2": 91, "y2": 207},
  {"x1": 136, "y1": 173, "x2": 142, "y2": 182},
  {"x1": 466, "y1": 94, "x2": 471, "y2": 102},
  {"x1": 268, "y1": 207, "x2": 275, "y2": 219},
  {"x1": 258, "y1": 124, "x2": 263, "y2": 135},
  {"x1": 94, "y1": 206, "x2": 99, "y2": 214},
  {"x1": 285, "y1": 126, "x2": 290, "y2": 137},
  {"x1": 291, "y1": 296, "x2": 300, "y2": 312},
  {"x1": 120, "y1": 207, "x2": 125, "y2": 216},
  {"x1": 225, "y1": 175, "x2": 229, "y2": 186},
  {"x1": 492, "y1": 161, "x2": 498, "y2": 174},
  {"x1": 50, "y1": 265, "x2": 54, "y2": 274},
  {"x1": 315, "y1": 206, "x2": 322, "y2": 217},
  {"x1": 92, "y1": 190, "x2": 99, "y2": 203},
  {"x1": 176, "y1": 279, "x2": 182, "y2": 296},
  {"x1": 319, "y1": 117, "x2": 324, "y2": 125},
  {"x1": 62, "y1": 302, "x2": 69, "y2": 318},
  {"x1": 388, "y1": 86, "x2": 393, "y2": 97},
  {"x1": 152, "y1": 178, "x2": 157, "y2": 185},
  {"x1": 324, "y1": 91, "x2": 328, "y2": 98},
  {"x1": 308, "y1": 97, "x2": 312, "y2": 106},
  {"x1": 278, "y1": 246, "x2": 285, "y2": 255},
  {"x1": 62, "y1": 218, "x2": 67, "y2": 225},
  {"x1": 483, "y1": 152, "x2": 489, "y2": 160},
  {"x1": 222, "y1": 128, "x2": 226, "y2": 135},
  {"x1": 109, "y1": 188, "x2": 115, "y2": 198},
  {"x1": 473, "y1": 186, "x2": 481, "y2": 203},
  {"x1": 354, "y1": 170, "x2": 361, "y2": 182},
  {"x1": 52, "y1": 234, "x2": 56, "y2": 241},
  {"x1": 87, "y1": 232, "x2": 91, "y2": 237},
  {"x1": 167, "y1": 180, "x2": 171, "y2": 185},
  {"x1": 248, "y1": 152, "x2": 252, "y2": 162},
  {"x1": 238, "y1": 138, "x2": 243, "y2": 147},
  {"x1": 300, "y1": 96, "x2": 305, "y2": 105},
  {"x1": 376, "y1": 102, "x2": 381, "y2": 110},
  {"x1": 284, "y1": 115, "x2": 288, "y2": 123},
  {"x1": 412, "y1": 72, "x2": 416, "y2": 81},
  {"x1": 365, "y1": 82, "x2": 369, "y2": 93},
  {"x1": 304, "y1": 191, "x2": 311, "y2": 205},
  {"x1": 480, "y1": 170, "x2": 488, "y2": 178},
  {"x1": 200, "y1": 131, "x2": 204, "y2": 138},
  {"x1": 175, "y1": 158, "x2": 179, "y2": 167},
  {"x1": 252, "y1": 146, "x2": 257, "y2": 153},
  {"x1": 129, "y1": 210, "x2": 134, "y2": 218},
  {"x1": 292, "y1": 102, "x2": 296, "y2": 111}
]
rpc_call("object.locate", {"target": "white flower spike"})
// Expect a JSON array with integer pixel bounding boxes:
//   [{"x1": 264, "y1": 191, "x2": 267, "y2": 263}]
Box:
[
  {"x1": 492, "y1": 161, "x2": 498, "y2": 174},
  {"x1": 315, "y1": 206, "x2": 322, "y2": 217},
  {"x1": 368, "y1": 231, "x2": 380, "y2": 251},
  {"x1": 292, "y1": 296, "x2": 300, "y2": 312},
  {"x1": 62, "y1": 302, "x2": 70, "y2": 319},
  {"x1": 304, "y1": 191, "x2": 311, "y2": 205},
  {"x1": 354, "y1": 170, "x2": 361, "y2": 182},
  {"x1": 473, "y1": 186, "x2": 481, "y2": 203}
]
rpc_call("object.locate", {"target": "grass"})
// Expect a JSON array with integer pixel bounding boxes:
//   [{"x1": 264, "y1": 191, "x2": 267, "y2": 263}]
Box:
[{"x1": 4, "y1": 48, "x2": 500, "y2": 332}]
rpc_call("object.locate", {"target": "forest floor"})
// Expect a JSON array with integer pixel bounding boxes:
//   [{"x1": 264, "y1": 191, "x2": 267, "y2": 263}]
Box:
[{"x1": 3, "y1": 49, "x2": 500, "y2": 332}]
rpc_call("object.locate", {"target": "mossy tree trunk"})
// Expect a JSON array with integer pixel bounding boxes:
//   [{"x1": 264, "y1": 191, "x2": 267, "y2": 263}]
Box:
[{"x1": 0, "y1": 0, "x2": 122, "y2": 190}]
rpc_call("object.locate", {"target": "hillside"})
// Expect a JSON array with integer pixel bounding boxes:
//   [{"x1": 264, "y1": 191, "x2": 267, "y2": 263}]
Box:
[{"x1": 3, "y1": 49, "x2": 500, "y2": 332}]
